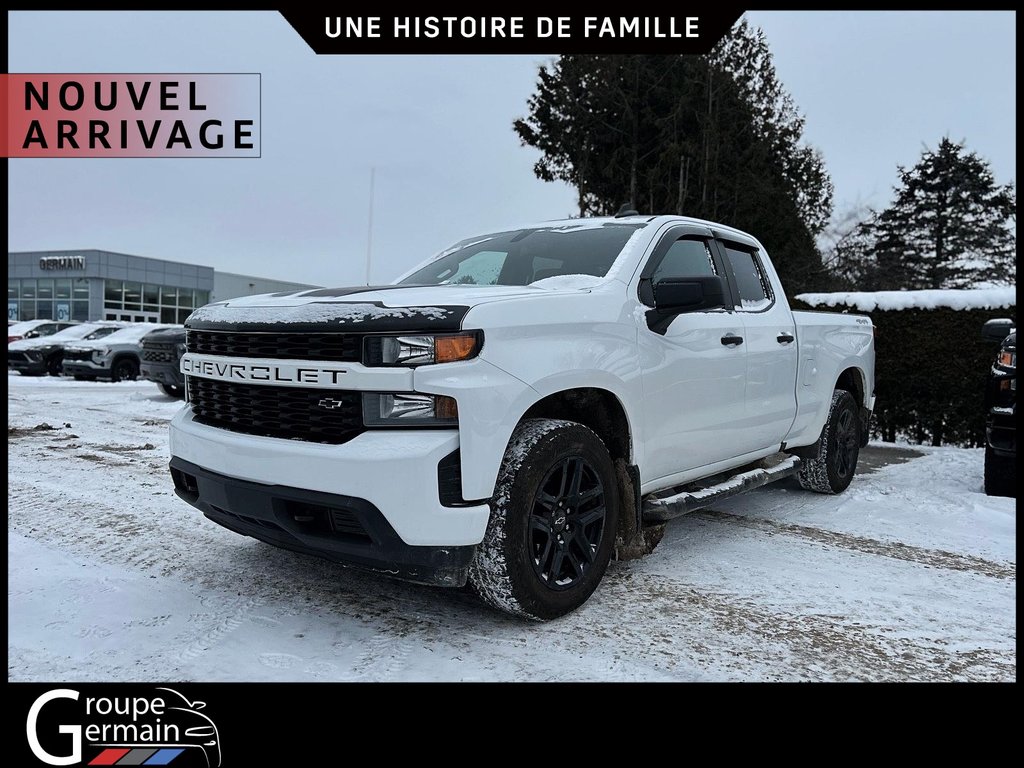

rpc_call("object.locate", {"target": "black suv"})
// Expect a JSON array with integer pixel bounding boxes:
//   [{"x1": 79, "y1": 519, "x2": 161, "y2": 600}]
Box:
[
  {"x1": 140, "y1": 326, "x2": 186, "y2": 397},
  {"x1": 981, "y1": 319, "x2": 1016, "y2": 498}
]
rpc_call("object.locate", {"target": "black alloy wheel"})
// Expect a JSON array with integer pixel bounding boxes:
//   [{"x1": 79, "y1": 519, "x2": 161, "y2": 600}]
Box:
[{"x1": 529, "y1": 456, "x2": 607, "y2": 590}]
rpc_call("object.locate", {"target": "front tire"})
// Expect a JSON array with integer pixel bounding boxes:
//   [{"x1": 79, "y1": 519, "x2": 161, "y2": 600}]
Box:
[
  {"x1": 159, "y1": 382, "x2": 185, "y2": 398},
  {"x1": 111, "y1": 357, "x2": 139, "y2": 382},
  {"x1": 984, "y1": 445, "x2": 1015, "y2": 498},
  {"x1": 46, "y1": 355, "x2": 63, "y2": 376},
  {"x1": 469, "y1": 419, "x2": 619, "y2": 620},
  {"x1": 798, "y1": 389, "x2": 861, "y2": 494}
]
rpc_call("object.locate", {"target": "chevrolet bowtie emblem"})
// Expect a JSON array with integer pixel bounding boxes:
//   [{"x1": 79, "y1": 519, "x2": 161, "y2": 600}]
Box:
[{"x1": 318, "y1": 398, "x2": 345, "y2": 409}]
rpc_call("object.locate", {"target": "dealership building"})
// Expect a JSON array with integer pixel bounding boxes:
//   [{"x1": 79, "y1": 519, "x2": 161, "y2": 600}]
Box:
[{"x1": 8, "y1": 249, "x2": 319, "y2": 324}]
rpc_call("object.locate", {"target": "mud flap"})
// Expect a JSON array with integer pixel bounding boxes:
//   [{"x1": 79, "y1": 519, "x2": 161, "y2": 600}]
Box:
[{"x1": 612, "y1": 459, "x2": 665, "y2": 561}]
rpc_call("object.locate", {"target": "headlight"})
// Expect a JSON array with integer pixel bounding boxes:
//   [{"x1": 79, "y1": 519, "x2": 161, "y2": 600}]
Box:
[
  {"x1": 998, "y1": 350, "x2": 1016, "y2": 368},
  {"x1": 175, "y1": 343, "x2": 186, "y2": 357},
  {"x1": 362, "y1": 393, "x2": 458, "y2": 427},
  {"x1": 364, "y1": 332, "x2": 482, "y2": 367},
  {"x1": 92, "y1": 348, "x2": 110, "y2": 359},
  {"x1": 24, "y1": 350, "x2": 42, "y2": 361}
]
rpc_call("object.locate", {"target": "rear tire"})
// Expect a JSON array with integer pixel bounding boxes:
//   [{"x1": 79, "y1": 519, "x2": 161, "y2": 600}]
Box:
[
  {"x1": 73, "y1": 375, "x2": 96, "y2": 381},
  {"x1": 798, "y1": 389, "x2": 861, "y2": 495},
  {"x1": 159, "y1": 383, "x2": 185, "y2": 398},
  {"x1": 469, "y1": 418, "x2": 619, "y2": 620},
  {"x1": 984, "y1": 445, "x2": 1015, "y2": 498}
]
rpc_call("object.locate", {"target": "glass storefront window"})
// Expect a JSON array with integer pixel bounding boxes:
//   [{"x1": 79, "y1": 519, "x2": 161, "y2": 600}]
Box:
[
  {"x1": 21, "y1": 280, "x2": 36, "y2": 300},
  {"x1": 195, "y1": 289, "x2": 209, "y2": 307},
  {"x1": 72, "y1": 300, "x2": 89, "y2": 321},
  {"x1": 178, "y1": 288, "x2": 194, "y2": 308},
  {"x1": 9, "y1": 280, "x2": 18, "y2": 300},
  {"x1": 143, "y1": 284, "x2": 159, "y2": 305},
  {"x1": 36, "y1": 301, "x2": 54, "y2": 319},
  {"x1": 160, "y1": 307, "x2": 177, "y2": 324},
  {"x1": 55, "y1": 278, "x2": 71, "y2": 299},
  {"x1": 73, "y1": 278, "x2": 90, "y2": 299},
  {"x1": 160, "y1": 286, "x2": 178, "y2": 306},
  {"x1": 104, "y1": 280, "x2": 123, "y2": 304},
  {"x1": 124, "y1": 281, "x2": 142, "y2": 311},
  {"x1": 37, "y1": 279, "x2": 54, "y2": 300}
]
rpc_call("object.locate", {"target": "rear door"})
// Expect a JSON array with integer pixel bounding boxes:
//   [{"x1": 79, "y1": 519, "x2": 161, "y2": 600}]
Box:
[
  {"x1": 715, "y1": 238, "x2": 799, "y2": 452},
  {"x1": 636, "y1": 225, "x2": 748, "y2": 481}
]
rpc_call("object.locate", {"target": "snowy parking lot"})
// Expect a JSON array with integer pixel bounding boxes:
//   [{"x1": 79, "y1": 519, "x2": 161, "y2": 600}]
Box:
[{"x1": 8, "y1": 374, "x2": 1016, "y2": 681}]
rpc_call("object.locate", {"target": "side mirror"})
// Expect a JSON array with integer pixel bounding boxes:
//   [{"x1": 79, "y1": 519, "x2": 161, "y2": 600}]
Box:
[
  {"x1": 653, "y1": 276, "x2": 727, "y2": 314},
  {"x1": 982, "y1": 318, "x2": 1015, "y2": 342}
]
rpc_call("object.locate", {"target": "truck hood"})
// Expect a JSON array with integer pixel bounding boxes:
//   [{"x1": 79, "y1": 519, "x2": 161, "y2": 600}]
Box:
[{"x1": 186, "y1": 282, "x2": 604, "y2": 332}]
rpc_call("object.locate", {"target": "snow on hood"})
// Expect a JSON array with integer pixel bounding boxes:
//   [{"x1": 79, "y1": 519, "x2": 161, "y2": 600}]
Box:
[
  {"x1": 188, "y1": 282, "x2": 606, "y2": 326},
  {"x1": 528, "y1": 274, "x2": 605, "y2": 290}
]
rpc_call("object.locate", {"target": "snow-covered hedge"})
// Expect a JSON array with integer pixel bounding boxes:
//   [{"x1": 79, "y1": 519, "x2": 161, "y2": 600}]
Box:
[
  {"x1": 791, "y1": 289, "x2": 1016, "y2": 447},
  {"x1": 796, "y1": 287, "x2": 1015, "y2": 313}
]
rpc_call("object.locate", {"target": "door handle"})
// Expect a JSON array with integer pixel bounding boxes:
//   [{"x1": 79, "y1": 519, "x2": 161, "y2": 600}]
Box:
[
  {"x1": 721, "y1": 334, "x2": 744, "y2": 346},
  {"x1": 777, "y1": 332, "x2": 795, "y2": 344}
]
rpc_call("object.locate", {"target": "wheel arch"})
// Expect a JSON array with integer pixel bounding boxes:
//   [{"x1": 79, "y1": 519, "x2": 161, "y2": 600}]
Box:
[{"x1": 520, "y1": 387, "x2": 633, "y2": 465}]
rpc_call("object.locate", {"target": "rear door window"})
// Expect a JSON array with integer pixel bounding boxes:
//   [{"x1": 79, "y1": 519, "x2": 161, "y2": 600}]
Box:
[{"x1": 722, "y1": 244, "x2": 771, "y2": 311}]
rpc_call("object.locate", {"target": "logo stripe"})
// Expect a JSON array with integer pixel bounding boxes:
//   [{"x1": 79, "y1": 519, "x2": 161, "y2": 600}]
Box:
[
  {"x1": 89, "y1": 749, "x2": 131, "y2": 766},
  {"x1": 142, "y1": 748, "x2": 185, "y2": 765},
  {"x1": 115, "y1": 748, "x2": 160, "y2": 765}
]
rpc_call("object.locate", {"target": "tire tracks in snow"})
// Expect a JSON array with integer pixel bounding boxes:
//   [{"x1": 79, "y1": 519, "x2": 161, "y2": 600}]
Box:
[{"x1": 693, "y1": 509, "x2": 1015, "y2": 581}]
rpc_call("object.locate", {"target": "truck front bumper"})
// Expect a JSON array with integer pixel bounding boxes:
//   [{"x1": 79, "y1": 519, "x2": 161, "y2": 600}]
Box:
[
  {"x1": 141, "y1": 361, "x2": 183, "y2": 387},
  {"x1": 168, "y1": 408, "x2": 490, "y2": 586},
  {"x1": 62, "y1": 360, "x2": 110, "y2": 379}
]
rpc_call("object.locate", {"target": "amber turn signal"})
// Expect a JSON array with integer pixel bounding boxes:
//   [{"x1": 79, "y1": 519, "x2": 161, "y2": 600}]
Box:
[{"x1": 435, "y1": 333, "x2": 480, "y2": 363}]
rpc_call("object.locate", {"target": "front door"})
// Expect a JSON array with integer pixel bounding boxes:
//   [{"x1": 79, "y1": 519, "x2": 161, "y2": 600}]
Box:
[{"x1": 636, "y1": 226, "x2": 748, "y2": 482}]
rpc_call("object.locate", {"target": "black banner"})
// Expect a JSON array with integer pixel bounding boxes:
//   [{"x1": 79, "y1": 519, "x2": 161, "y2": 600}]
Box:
[{"x1": 279, "y1": 11, "x2": 745, "y2": 54}]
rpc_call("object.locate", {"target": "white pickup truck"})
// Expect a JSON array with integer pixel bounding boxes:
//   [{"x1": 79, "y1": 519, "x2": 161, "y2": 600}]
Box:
[{"x1": 169, "y1": 215, "x2": 875, "y2": 619}]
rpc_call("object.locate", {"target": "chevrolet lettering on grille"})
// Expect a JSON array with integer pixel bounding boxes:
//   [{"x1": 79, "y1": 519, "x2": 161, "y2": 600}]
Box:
[{"x1": 180, "y1": 353, "x2": 348, "y2": 386}]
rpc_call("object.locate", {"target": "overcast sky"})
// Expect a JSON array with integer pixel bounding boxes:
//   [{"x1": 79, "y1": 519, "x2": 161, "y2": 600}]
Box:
[{"x1": 7, "y1": 11, "x2": 1016, "y2": 287}]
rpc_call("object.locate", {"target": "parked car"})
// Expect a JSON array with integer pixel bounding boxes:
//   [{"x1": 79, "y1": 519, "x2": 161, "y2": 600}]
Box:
[
  {"x1": 8, "y1": 321, "x2": 127, "y2": 376},
  {"x1": 169, "y1": 215, "x2": 875, "y2": 619},
  {"x1": 8, "y1": 319, "x2": 77, "y2": 343},
  {"x1": 981, "y1": 318, "x2": 1016, "y2": 497},
  {"x1": 140, "y1": 326, "x2": 187, "y2": 397},
  {"x1": 62, "y1": 323, "x2": 180, "y2": 382}
]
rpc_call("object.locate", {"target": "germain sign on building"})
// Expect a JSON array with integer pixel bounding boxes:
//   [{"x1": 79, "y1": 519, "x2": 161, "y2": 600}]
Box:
[{"x1": 39, "y1": 255, "x2": 86, "y2": 270}]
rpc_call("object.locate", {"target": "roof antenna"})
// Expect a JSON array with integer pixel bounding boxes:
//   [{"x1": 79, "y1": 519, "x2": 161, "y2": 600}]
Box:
[{"x1": 614, "y1": 203, "x2": 640, "y2": 218}]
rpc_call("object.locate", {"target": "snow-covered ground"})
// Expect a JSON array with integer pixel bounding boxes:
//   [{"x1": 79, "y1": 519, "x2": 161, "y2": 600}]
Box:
[{"x1": 8, "y1": 374, "x2": 1016, "y2": 681}]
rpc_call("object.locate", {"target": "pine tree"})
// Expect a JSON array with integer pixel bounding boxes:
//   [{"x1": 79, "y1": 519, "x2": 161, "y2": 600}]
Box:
[
  {"x1": 513, "y1": 24, "x2": 834, "y2": 294},
  {"x1": 858, "y1": 139, "x2": 1016, "y2": 289}
]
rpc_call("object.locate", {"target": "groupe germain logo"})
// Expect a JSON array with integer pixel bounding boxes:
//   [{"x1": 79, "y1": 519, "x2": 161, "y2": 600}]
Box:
[{"x1": 26, "y1": 688, "x2": 221, "y2": 767}]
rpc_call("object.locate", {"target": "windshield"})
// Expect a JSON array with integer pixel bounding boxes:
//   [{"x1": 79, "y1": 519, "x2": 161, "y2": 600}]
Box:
[
  {"x1": 83, "y1": 326, "x2": 122, "y2": 341},
  {"x1": 98, "y1": 324, "x2": 176, "y2": 344},
  {"x1": 40, "y1": 324, "x2": 117, "y2": 342},
  {"x1": 399, "y1": 222, "x2": 647, "y2": 286}
]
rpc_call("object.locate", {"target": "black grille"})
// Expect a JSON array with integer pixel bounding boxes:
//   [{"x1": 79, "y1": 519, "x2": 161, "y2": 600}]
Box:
[
  {"x1": 142, "y1": 343, "x2": 176, "y2": 363},
  {"x1": 63, "y1": 349, "x2": 93, "y2": 362},
  {"x1": 7, "y1": 351, "x2": 29, "y2": 364},
  {"x1": 186, "y1": 329, "x2": 361, "y2": 362},
  {"x1": 187, "y1": 377, "x2": 364, "y2": 444}
]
